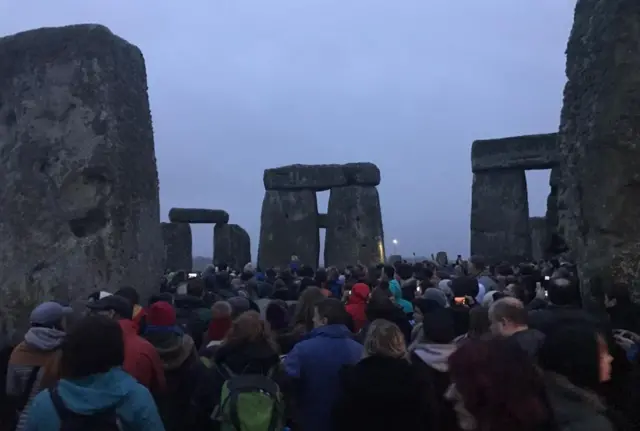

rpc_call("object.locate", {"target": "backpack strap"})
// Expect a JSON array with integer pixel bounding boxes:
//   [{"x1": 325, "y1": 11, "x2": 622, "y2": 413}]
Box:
[{"x1": 49, "y1": 385, "x2": 74, "y2": 421}]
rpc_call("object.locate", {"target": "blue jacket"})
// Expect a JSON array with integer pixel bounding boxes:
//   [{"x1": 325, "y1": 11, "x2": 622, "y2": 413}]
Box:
[
  {"x1": 283, "y1": 324, "x2": 362, "y2": 431},
  {"x1": 23, "y1": 367, "x2": 165, "y2": 431}
]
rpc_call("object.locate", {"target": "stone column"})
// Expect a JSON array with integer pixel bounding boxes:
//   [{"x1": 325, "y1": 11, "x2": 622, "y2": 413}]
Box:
[
  {"x1": 470, "y1": 169, "x2": 530, "y2": 262},
  {"x1": 0, "y1": 25, "x2": 164, "y2": 340},
  {"x1": 325, "y1": 185, "x2": 385, "y2": 268},
  {"x1": 529, "y1": 217, "x2": 547, "y2": 262},
  {"x1": 161, "y1": 222, "x2": 192, "y2": 272},
  {"x1": 559, "y1": 0, "x2": 640, "y2": 303},
  {"x1": 258, "y1": 190, "x2": 319, "y2": 270},
  {"x1": 214, "y1": 224, "x2": 251, "y2": 271}
]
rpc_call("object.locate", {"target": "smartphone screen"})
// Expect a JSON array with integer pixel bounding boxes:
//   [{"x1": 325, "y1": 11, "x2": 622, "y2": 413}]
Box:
[
  {"x1": 188, "y1": 272, "x2": 198, "y2": 279},
  {"x1": 454, "y1": 297, "x2": 466, "y2": 305}
]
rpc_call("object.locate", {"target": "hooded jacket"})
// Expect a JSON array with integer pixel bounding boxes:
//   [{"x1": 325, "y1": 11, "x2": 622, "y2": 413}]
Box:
[
  {"x1": 119, "y1": 320, "x2": 166, "y2": 394},
  {"x1": 410, "y1": 342, "x2": 459, "y2": 431},
  {"x1": 389, "y1": 279, "x2": 414, "y2": 314},
  {"x1": 22, "y1": 367, "x2": 164, "y2": 431},
  {"x1": 6, "y1": 327, "x2": 64, "y2": 431},
  {"x1": 509, "y1": 328, "x2": 545, "y2": 360},
  {"x1": 174, "y1": 295, "x2": 212, "y2": 350},
  {"x1": 283, "y1": 325, "x2": 363, "y2": 431},
  {"x1": 345, "y1": 283, "x2": 370, "y2": 333}
]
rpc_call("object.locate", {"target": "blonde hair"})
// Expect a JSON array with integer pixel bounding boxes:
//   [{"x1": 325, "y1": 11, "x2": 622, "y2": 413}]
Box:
[{"x1": 363, "y1": 319, "x2": 407, "y2": 359}]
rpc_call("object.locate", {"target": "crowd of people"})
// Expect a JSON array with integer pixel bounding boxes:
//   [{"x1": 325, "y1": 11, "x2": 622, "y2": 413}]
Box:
[{"x1": 2, "y1": 255, "x2": 640, "y2": 431}]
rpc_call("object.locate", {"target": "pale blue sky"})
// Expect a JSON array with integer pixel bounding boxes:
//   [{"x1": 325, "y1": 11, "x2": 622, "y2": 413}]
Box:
[{"x1": 1, "y1": 0, "x2": 576, "y2": 260}]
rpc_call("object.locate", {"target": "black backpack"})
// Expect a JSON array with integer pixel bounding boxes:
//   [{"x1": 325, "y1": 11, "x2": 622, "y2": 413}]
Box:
[{"x1": 50, "y1": 385, "x2": 123, "y2": 431}]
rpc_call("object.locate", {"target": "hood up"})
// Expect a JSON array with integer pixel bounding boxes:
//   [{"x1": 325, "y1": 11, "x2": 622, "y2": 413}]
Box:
[
  {"x1": 24, "y1": 327, "x2": 65, "y2": 351},
  {"x1": 412, "y1": 342, "x2": 457, "y2": 372}
]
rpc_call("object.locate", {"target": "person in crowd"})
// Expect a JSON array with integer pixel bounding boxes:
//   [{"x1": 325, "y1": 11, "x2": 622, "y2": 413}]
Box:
[
  {"x1": 6, "y1": 302, "x2": 70, "y2": 431},
  {"x1": 187, "y1": 311, "x2": 286, "y2": 430},
  {"x1": 383, "y1": 265, "x2": 413, "y2": 314},
  {"x1": 23, "y1": 315, "x2": 164, "y2": 431},
  {"x1": 265, "y1": 300, "x2": 293, "y2": 354},
  {"x1": 326, "y1": 267, "x2": 343, "y2": 298},
  {"x1": 360, "y1": 288, "x2": 412, "y2": 344},
  {"x1": 409, "y1": 306, "x2": 459, "y2": 431},
  {"x1": 410, "y1": 291, "x2": 447, "y2": 346},
  {"x1": 114, "y1": 286, "x2": 147, "y2": 335},
  {"x1": 333, "y1": 319, "x2": 425, "y2": 431},
  {"x1": 489, "y1": 297, "x2": 545, "y2": 359},
  {"x1": 605, "y1": 282, "x2": 640, "y2": 334},
  {"x1": 279, "y1": 287, "x2": 326, "y2": 354},
  {"x1": 174, "y1": 277, "x2": 212, "y2": 350},
  {"x1": 539, "y1": 325, "x2": 625, "y2": 431},
  {"x1": 447, "y1": 337, "x2": 554, "y2": 431},
  {"x1": 143, "y1": 301, "x2": 200, "y2": 431},
  {"x1": 87, "y1": 295, "x2": 165, "y2": 394},
  {"x1": 528, "y1": 277, "x2": 598, "y2": 334},
  {"x1": 481, "y1": 290, "x2": 506, "y2": 308},
  {"x1": 283, "y1": 298, "x2": 362, "y2": 431},
  {"x1": 449, "y1": 276, "x2": 480, "y2": 337},
  {"x1": 467, "y1": 254, "x2": 496, "y2": 296},
  {"x1": 202, "y1": 301, "x2": 233, "y2": 353},
  {"x1": 344, "y1": 282, "x2": 370, "y2": 333}
]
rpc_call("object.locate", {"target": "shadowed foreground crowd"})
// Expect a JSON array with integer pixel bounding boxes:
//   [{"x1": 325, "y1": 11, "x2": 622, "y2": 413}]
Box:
[{"x1": 2, "y1": 256, "x2": 640, "y2": 431}]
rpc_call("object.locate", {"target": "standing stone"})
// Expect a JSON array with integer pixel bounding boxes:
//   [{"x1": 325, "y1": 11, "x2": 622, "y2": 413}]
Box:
[
  {"x1": 214, "y1": 224, "x2": 251, "y2": 271},
  {"x1": 470, "y1": 170, "x2": 530, "y2": 262},
  {"x1": 529, "y1": 217, "x2": 547, "y2": 262},
  {"x1": 435, "y1": 251, "x2": 449, "y2": 267},
  {"x1": 258, "y1": 190, "x2": 319, "y2": 270},
  {"x1": 325, "y1": 186, "x2": 385, "y2": 268},
  {"x1": 559, "y1": 0, "x2": 640, "y2": 304},
  {"x1": 0, "y1": 25, "x2": 164, "y2": 343},
  {"x1": 161, "y1": 223, "x2": 193, "y2": 272}
]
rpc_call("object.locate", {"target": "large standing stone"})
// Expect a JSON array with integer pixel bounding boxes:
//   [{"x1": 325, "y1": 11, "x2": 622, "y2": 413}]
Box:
[
  {"x1": 325, "y1": 186, "x2": 385, "y2": 268},
  {"x1": 559, "y1": 0, "x2": 640, "y2": 304},
  {"x1": 214, "y1": 224, "x2": 251, "y2": 271},
  {"x1": 529, "y1": 217, "x2": 547, "y2": 261},
  {"x1": 0, "y1": 25, "x2": 164, "y2": 343},
  {"x1": 161, "y1": 222, "x2": 192, "y2": 272},
  {"x1": 258, "y1": 190, "x2": 319, "y2": 270},
  {"x1": 470, "y1": 170, "x2": 530, "y2": 262}
]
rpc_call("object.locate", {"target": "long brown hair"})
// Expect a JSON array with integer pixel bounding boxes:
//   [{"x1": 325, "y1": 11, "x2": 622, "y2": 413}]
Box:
[
  {"x1": 223, "y1": 311, "x2": 278, "y2": 352},
  {"x1": 292, "y1": 286, "x2": 326, "y2": 332}
]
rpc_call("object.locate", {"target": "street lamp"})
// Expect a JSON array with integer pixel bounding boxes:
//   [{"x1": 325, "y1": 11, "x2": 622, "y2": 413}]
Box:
[{"x1": 392, "y1": 238, "x2": 398, "y2": 254}]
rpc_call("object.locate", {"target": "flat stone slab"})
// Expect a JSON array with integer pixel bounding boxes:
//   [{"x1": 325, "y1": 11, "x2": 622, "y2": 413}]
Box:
[
  {"x1": 0, "y1": 24, "x2": 164, "y2": 341},
  {"x1": 263, "y1": 162, "x2": 380, "y2": 191},
  {"x1": 168, "y1": 208, "x2": 229, "y2": 224},
  {"x1": 471, "y1": 133, "x2": 559, "y2": 172}
]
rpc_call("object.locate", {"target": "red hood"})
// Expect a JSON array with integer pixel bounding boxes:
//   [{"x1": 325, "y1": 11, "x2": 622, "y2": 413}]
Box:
[{"x1": 348, "y1": 283, "x2": 370, "y2": 305}]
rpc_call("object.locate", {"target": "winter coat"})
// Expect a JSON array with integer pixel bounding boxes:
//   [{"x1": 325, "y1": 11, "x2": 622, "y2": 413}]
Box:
[
  {"x1": 22, "y1": 367, "x2": 164, "y2": 431},
  {"x1": 333, "y1": 355, "x2": 426, "y2": 431},
  {"x1": 283, "y1": 325, "x2": 363, "y2": 431}
]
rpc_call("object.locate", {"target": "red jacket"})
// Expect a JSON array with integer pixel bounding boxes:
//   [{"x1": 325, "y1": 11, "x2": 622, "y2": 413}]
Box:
[
  {"x1": 119, "y1": 319, "x2": 166, "y2": 393},
  {"x1": 346, "y1": 283, "x2": 370, "y2": 333}
]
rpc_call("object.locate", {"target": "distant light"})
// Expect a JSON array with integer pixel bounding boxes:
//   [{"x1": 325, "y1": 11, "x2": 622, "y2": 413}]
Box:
[{"x1": 392, "y1": 239, "x2": 398, "y2": 245}]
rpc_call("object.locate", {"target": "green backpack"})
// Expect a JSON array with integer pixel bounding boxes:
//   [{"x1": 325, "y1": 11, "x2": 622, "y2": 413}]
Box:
[{"x1": 211, "y1": 364, "x2": 284, "y2": 431}]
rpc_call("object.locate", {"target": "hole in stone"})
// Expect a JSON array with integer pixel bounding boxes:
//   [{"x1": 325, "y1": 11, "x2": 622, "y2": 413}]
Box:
[
  {"x1": 317, "y1": 190, "x2": 329, "y2": 214},
  {"x1": 69, "y1": 208, "x2": 108, "y2": 238},
  {"x1": 525, "y1": 169, "x2": 551, "y2": 217},
  {"x1": 5, "y1": 111, "x2": 16, "y2": 127}
]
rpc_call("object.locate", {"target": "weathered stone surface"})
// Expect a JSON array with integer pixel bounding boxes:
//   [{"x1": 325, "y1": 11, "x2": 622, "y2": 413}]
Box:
[
  {"x1": 325, "y1": 186, "x2": 385, "y2": 268},
  {"x1": 471, "y1": 133, "x2": 559, "y2": 172},
  {"x1": 530, "y1": 217, "x2": 547, "y2": 261},
  {"x1": 0, "y1": 24, "x2": 164, "y2": 343},
  {"x1": 161, "y1": 223, "x2": 192, "y2": 272},
  {"x1": 317, "y1": 213, "x2": 328, "y2": 229},
  {"x1": 263, "y1": 163, "x2": 380, "y2": 191},
  {"x1": 435, "y1": 251, "x2": 449, "y2": 267},
  {"x1": 470, "y1": 170, "x2": 531, "y2": 262},
  {"x1": 258, "y1": 190, "x2": 319, "y2": 270},
  {"x1": 168, "y1": 208, "x2": 229, "y2": 224},
  {"x1": 558, "y1": 0, "x2": 640, "y2": 304},
  {"x1": 214, "y1": 224, "x2": 251, "y2": 271}
]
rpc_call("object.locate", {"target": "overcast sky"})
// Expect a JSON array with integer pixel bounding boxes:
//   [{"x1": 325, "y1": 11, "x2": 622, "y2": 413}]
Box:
[{"x1": 1, "y1": 0, "x2": 576, "y2": 261}]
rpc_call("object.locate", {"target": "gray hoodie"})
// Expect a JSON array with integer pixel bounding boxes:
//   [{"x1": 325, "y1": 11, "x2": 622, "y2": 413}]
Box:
[{"x1": 411, "y1": 342, "x2": 457, "y2": 372}]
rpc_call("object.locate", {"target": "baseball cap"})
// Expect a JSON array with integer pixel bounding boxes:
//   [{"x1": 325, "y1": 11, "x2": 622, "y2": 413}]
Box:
[
  {"x1": 86, "y1": 295, "x2": 133, "y2": 319},
  {"x1": 30, "y1": 302, "x2": 73, "y2": 326},
  {"x1": 146, "y1": 301, "x2": 176, "y2": 327}
]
